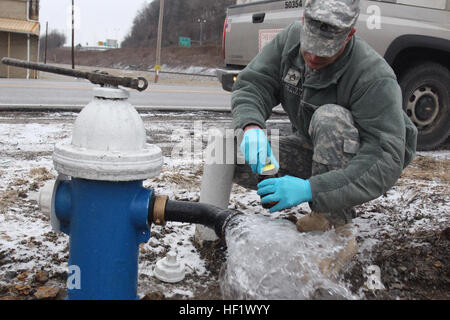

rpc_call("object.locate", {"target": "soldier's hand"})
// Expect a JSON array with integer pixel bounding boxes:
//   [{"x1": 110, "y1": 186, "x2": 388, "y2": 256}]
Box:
[
  {"x1": 257, "y1": 176, "x2": 312, "y2": 213},
  {"x1": 240, "y1": 128, "x2": 279, "y2": 174}
]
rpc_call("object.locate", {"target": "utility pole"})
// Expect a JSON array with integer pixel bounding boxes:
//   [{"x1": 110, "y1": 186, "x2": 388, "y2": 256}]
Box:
[
  {"x1": 155, "y1": 0, "x2": 164, "y2": 83},
  {"x1": 44, "y1": 21, "x2": 48, "y2": 64},
  {"x1": 72, "y1": 0, "x2": 75, "y2": 69}
]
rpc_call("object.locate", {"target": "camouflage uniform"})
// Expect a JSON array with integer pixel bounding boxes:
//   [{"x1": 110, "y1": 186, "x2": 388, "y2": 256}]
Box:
[
  {"x1": 230, "y1": 0, "x2": 417, "y2": 220},
  {"x1": 302, "y1": 0, "x2": 361, "y2": 58}
]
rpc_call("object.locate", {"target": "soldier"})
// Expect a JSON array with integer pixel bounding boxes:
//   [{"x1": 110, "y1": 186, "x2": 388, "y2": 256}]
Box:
[{"x1": 232, "y1": 0, "x2": 417, "y2": 233}]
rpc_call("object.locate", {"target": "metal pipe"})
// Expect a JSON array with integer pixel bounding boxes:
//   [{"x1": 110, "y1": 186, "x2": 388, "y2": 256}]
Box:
[
  {"x1": 1, "y1": 58, "x2": 149, "y2": 91},
  {"x1": 150, "y1": 196, "x2": 242, "y2": 239},
  {"x1": 155, "y1": 0, "x2": 164, "y2": 83},
  {"x1": 27, "y1": 34, "x2": 30, "y2": 79},
  {"x1": 44, "y1": 21, "x2": 48, "y2": 64},
  {"x1": 7, "y1": 33, "x2": 10, "y2": 78},
  {"x1": 37, "y1": 31, "x2": 41, "y2": 78},
  {"x1": 197, "y1": 128, "x2": 235, "y2": 242},
  {"x1": 72, "y1": 0, "x2": 75, "y2": 69}
]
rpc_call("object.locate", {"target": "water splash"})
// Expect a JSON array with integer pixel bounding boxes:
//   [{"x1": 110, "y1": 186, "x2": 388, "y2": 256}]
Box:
[{"x1": 219, "y1": 214, "x2": 358, "y2": 300}]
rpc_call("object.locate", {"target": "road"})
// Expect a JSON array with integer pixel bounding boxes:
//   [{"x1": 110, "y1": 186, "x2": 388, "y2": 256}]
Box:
[{"x1": 0, "y1": 78, "x2": 232, "y2": 110}]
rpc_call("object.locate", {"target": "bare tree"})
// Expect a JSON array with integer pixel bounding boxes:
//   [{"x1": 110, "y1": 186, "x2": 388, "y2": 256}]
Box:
[
  {"x1": 39, "y1": 30, "x2": 67, "y2": 61},
  {"x1": 41, "y1": 30, "x2": 67, "y2": 49},
  {"x1": 121, "y1": 0, "x2": 234, "y2": 48}
]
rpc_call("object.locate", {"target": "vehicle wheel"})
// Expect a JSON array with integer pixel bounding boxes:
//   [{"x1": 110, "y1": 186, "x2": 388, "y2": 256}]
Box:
[{"x1": 399, "y1": 62, "x2": 450, "y2": 151}]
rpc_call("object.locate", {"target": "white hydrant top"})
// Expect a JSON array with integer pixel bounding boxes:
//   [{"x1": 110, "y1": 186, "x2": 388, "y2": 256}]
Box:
[{"x1": 53, "y1": 87, "x2": 162, "y2": 181}]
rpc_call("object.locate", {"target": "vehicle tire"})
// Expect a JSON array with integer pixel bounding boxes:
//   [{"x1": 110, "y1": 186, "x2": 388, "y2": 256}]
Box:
[{"x1": 399, "y1": 62, "x2": 450, "y2": 151}]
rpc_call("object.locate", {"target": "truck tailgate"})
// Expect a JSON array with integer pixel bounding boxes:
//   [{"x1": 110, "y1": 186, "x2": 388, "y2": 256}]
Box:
[{"x1": 225, "y1": 0, "x2": 301, "y2": 66}]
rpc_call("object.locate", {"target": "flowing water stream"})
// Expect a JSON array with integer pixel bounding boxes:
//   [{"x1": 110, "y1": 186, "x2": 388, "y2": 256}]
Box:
[{"x1": 219, "y1": 214, "x2": 359, "y2": 300}]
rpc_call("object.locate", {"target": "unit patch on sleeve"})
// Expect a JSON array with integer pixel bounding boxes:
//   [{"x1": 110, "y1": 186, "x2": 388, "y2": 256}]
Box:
[
  {"x1": 283, "y1": 68, "x2": 303, "y2": 96},
  {"x1": 284, "y1": 68, "x2": 301, "y2": 86}
]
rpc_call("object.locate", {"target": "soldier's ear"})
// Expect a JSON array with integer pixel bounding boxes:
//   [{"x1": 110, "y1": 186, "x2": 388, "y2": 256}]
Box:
[
  {"x1": 347, "y1": 28, "x2": 356, "y2": 40},
  {"x1": 344, "y1": 28, "x2": 356, "y2": 45}
]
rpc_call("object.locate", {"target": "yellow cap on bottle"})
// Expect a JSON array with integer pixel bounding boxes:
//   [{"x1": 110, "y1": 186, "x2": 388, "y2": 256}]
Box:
[
  {"x1": 263, "y1": 163, "x2": 276, "y2": 172},
  {"x1": 260, "y1": 163, "x2": 278, "y2": 176}
]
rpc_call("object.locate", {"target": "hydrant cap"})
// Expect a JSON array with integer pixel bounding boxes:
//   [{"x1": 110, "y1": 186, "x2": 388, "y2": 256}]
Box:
[
  {"x1": 153, "y1": 251, "x2": 186, "y2": 283},
  {"x1": 71, "y1": 92, "x2": 145, "y2": 152}
]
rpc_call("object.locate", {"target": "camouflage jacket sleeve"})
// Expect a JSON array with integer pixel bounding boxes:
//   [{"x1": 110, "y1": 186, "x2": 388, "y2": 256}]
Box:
[
  {"x1": 309, "y1": 77, "x2": 410, "y2": 212},
  {"x1": 231, "y1": 24, "x2": 294, "y2": 130}
]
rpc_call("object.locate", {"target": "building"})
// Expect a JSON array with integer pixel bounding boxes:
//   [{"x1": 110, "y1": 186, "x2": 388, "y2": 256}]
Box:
[{"x1": 0, "y1": 0, "x2": 40, "y2": 79}]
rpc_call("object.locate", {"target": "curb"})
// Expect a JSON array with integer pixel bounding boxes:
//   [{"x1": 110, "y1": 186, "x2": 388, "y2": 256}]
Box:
[
  {"x1": 0, "y1": 104, "x2": 287, "y2": 114},
  {"x1": 0, "y1": 104, "x2": 230, "y2": 113}
]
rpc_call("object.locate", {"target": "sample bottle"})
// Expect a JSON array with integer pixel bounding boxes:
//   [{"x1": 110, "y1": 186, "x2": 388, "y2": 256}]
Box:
[{"x1": 257, "y1": 163, "x2": 280, "y2": 209}]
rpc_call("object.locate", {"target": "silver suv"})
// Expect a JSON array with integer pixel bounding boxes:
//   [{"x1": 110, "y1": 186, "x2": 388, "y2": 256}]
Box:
[{"x1": 218, "y1": 0, "x2": 450, "y2": 150}]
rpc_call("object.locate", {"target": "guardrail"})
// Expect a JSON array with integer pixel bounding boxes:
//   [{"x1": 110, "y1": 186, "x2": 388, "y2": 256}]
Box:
[{"x1": 146, "y1": 69, "x2": 217, "y2": 78}]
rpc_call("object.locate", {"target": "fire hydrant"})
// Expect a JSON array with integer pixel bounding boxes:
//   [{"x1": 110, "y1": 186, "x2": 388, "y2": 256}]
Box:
[
  {"x1": 2, "y1": 58, "x2": 243, "y2": 300},
  {"x1": 40, "y1": 86, "x2": 162, "y2": 299}
]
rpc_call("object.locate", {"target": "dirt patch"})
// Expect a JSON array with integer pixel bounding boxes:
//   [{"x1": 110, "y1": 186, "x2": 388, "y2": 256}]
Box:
[
  {"x1": 0, "y1": 271, "x2": 65, "y2": 300},
  {"x1": 401, "y1": 155, "x2": 450, "y2": 182},
  {"x1": 138, "y1": 236, "x2": 227, "y2": 300},
  {"x1": 152, "y1": 172, "x2": 200, "y2": 189},
  {"x1": 0, "y1": 190, "x2": 20, "y2": 212},
  {"x1": 46, "y1": 45, "x2": 224, "y2": 71},
  {"x1": 0, "y1": 167, "x2": 54, "y2": 213},
  {"x1": 29, "y1": 168, "x2": 55, "y2": 182},
  {"x1": 344, "y1": 227, "x2": 450, "y2": 299},
  {"x1": 0, "y1": 112, "x2": 448, "y2": 300},
  {"x1": 191, "y1": 239, "x2": 227, "y2": 300}
]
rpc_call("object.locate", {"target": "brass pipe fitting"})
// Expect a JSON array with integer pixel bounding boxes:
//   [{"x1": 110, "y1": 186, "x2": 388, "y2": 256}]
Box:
[{"x1": 153, "y1": 195, "x2": 168, "y2": 226}]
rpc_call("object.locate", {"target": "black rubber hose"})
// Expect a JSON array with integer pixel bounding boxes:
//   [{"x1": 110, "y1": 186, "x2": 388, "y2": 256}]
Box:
[{"x1": 163, "y1": 200, "x2": 242, "y2": 239}]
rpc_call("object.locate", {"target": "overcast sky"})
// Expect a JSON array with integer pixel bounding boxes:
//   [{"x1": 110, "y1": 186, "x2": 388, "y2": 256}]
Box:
[{"x1": 39, "y1": 0, "x2": 151, "y2": 47}]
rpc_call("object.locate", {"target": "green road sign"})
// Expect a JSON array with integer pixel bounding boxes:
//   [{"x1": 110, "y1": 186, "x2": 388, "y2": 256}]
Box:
[{"x1": 179, "y1": 37, "x2": 191, "y2": 47}]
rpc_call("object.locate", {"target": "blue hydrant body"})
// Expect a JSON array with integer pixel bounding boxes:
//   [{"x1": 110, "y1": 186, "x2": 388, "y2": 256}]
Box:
[
  {"x1": 55, "y1": 179, "x2": 153, "y2": 300},
  {"x1": 39, "y1": 87, "x2": 163, "y2": 299}
]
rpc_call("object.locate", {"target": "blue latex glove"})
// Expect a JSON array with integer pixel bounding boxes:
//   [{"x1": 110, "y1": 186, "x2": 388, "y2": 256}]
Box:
[
  {"x1": 257, "y1": 175, "x2": 313, "y2": 213},
  {"x1": 240, "y1": 128, "x2": 279, "y2": 174}
]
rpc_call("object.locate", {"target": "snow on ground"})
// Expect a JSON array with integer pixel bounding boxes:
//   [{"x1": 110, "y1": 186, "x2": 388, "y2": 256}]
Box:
[
  {"x1": 158, "y1": 65, "x2": 217, "y2": 76},
  {"x1": 0, "y1": 111, "x2": 449, "y2": 300},
  {"x1": 0, "y1": 112, "x2": 219, "y2": 299}
]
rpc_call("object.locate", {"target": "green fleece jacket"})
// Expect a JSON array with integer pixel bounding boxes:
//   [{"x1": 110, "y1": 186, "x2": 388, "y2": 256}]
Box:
[{"x1": 231, "y1": 21, "x2": 417, "y2": 212}]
